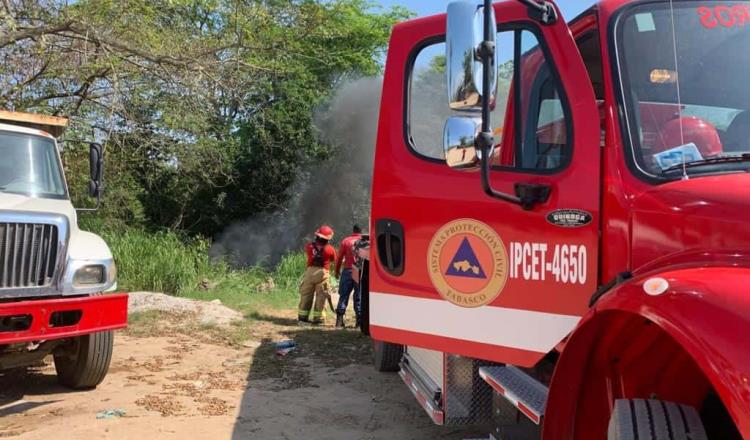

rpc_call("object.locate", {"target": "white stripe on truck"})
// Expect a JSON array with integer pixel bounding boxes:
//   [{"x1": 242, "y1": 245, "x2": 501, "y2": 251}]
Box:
[{"x1": 370, "y1": 291, "x2": 580, "y2": 354}]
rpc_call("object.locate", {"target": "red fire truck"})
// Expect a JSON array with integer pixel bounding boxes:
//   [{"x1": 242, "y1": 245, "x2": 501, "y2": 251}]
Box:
[{"x1": 363, "y1": 0, "x2": 750, "y2": 438}]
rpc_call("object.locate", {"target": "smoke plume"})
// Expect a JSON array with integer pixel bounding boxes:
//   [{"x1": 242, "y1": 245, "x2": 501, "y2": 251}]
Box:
[{"x1": 210, "y1": 77, "x2": 382, "y2": 267}]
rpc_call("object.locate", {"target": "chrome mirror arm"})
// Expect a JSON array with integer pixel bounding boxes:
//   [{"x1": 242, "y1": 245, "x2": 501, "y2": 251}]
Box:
[{"x1": 476, "y1": 0, "x2": 522, "y2": 207}]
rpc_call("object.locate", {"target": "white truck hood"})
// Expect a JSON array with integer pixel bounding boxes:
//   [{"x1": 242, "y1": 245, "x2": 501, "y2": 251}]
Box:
[
  {"x1": 0, "y1": 192, "x2": 116, "y2": 295},
  {"x1": 0, "y1": 192, "x2": 76, "y2": 219}
]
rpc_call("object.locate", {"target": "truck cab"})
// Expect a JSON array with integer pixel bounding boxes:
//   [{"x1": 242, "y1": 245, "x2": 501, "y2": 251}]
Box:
[
  {"x1": 0, "y1": 111, "x2": 127, "y2": 388},
  {"x1": 367, "y1": 1, "x2": 750, "y2": 438}
]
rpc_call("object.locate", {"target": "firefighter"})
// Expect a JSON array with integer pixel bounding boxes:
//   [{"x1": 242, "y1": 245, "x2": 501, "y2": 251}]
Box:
[
  {"x1": 334, "y1": 224, "x2": 363, "y2": 328},
  {"x1": 298, "y1": 225, "x2": 336, "y2": 326}
]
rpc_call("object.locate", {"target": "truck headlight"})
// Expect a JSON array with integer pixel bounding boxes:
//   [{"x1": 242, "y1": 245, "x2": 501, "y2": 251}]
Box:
[
  {"x1": 73, "y1": 265, "x2": 105, "y2": 286},
  {"x1": 62, "y1": 256, "x2": 116, "y2": 294}
]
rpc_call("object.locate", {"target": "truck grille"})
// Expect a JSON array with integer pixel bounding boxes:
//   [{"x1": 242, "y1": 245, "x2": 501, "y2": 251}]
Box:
[{"x1": 0, "y1": 223, "x2": 58, "y2": 288}]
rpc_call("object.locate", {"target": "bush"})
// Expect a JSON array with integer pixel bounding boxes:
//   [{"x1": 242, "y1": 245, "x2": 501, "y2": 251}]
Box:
[
  {"x1": 273, "y1": 253, "x2": 307, "y2": 292},
  {"x1": 100, "y1": 229, "x2": 209, "y2": 294},
  {"x1": 93, "y1": 225, "x2": 308, "y2": 302}
]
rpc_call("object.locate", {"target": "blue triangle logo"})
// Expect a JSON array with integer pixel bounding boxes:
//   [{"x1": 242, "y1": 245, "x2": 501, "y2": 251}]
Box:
[{"x1": 445, "y1": 238, "x2": 487, "y2": 279}]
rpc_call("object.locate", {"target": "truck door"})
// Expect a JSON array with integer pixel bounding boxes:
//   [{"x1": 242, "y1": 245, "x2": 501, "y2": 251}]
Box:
[{"x1": 370, "y1": 3, "x2": 600, "y2": 367}]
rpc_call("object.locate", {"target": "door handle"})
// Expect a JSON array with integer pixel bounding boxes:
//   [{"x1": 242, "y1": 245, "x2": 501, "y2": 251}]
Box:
[{"x1": 375, "y1": 219, "x2": 405, "y2": 276}]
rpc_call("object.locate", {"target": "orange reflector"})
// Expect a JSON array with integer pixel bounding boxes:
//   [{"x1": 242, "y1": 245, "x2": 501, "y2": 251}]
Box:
[{"x1": 650, "y1": 69, "x2": 678, "y2": 84}]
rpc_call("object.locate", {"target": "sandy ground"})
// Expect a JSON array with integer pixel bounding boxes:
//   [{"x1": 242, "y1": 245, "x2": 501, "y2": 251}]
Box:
[{"x1": 0, "y1": 310, "x2": 477, "y2": 440}]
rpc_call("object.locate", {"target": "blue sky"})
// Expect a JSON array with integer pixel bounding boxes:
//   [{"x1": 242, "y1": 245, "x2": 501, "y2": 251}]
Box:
[
  {"x1": 379, "y1": 1, "x2": 598, "y2": 68},
  {"x1": 375, "y1": 1, "x2": 596, "y2": 21}
]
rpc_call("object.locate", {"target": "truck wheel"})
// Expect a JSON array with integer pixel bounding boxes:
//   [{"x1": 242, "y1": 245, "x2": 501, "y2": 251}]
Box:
[
  {"x1": 54, "y1": 331, "x2": 114, "y2": 389},
  {"x1": 608, "y1": 399, "x2": 708, "y2": 440},
  {"x1": 373, "y1": 339, "x2": 403, "y2": 372}
]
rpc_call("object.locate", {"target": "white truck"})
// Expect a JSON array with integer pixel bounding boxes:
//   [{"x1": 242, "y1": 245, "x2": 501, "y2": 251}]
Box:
[{"x1": 0, "y1": 110, "x2": 127, "y2": 388}]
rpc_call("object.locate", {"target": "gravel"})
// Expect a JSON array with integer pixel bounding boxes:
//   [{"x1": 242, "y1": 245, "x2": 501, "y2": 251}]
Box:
[{"x1": 128, "y1": 292, "x2": 244, "y2": 326}]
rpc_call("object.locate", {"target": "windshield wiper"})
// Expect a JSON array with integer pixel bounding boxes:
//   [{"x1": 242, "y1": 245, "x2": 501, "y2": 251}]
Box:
[{"x1": 662, "y1": 154, "x2": 750, "y2": 173}]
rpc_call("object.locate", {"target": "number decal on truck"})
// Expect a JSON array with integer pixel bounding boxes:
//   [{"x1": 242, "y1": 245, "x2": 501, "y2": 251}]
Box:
[{"x1": 508, "y1": 242, "x2": 587, "y2": 285}]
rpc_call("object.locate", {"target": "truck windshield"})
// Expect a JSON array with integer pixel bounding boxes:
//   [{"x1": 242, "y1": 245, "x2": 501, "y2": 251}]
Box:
[
  {"x1": 615, "y1": 2, "x2": 750, "y2": 178},
  {"x1": 0, "y1": 131, "x2": 67, "y2": 199}
]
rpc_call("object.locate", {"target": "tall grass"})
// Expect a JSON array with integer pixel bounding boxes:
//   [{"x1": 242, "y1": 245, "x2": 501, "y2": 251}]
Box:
[
  {"x1": 93, "y1": 226, "x2": 308, "y2": 314},
  {"x1": 101, "y1": 229, "x2": 211, "y2": 294},
  {"x1": 274, "y1": 253, "x2": 307, "y2": 291}
]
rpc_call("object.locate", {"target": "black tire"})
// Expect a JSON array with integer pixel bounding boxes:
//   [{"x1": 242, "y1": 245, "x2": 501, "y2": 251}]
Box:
[
  {"x1": 608, "y1": 399, "x2": 708, "y2": 440},
  {"x1": 372, "y1": 339, "x2": 403, "y2": 372},
  {"x1": 54, "y1": 331, "x2": 114, "y2": 389}
]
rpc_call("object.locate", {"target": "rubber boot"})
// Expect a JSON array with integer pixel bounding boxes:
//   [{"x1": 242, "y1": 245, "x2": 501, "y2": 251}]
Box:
[{"x1": 335, "y1": 313, "x2": 346, "y2": 329}]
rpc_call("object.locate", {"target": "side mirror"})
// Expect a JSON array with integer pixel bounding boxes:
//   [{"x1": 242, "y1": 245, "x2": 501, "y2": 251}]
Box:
[
  {"x1": 446, "y1": 1, "x2": 498, "y2": 111},
  {"x1": 443, "y1": 116, "x2": 481, "y2": 170},
  {"x1": 88, "y1": 143, "x2": 103, "y2": 199}
]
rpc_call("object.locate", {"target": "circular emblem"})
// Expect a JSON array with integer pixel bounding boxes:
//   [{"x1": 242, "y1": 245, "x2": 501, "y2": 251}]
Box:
[{"x1": 427, "y1": 219, "x2": 508, "y2": 308}]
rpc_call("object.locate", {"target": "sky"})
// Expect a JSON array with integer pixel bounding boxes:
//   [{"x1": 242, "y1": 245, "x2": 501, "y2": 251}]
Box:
[
  {"x1": 373, "y1": 1, "x2": 599, "y2": 68},
  {"x1": 375, "y1": 0, "x2": 597, "y2": 22}
]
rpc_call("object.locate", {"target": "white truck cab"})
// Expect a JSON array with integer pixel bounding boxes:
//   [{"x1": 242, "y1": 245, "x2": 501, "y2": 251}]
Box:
[{"x1": 0, "y1": 110, "x2": 127, "y2": 389}]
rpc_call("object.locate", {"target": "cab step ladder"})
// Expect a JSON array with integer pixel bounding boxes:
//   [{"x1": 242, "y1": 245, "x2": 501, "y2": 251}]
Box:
[{"x1": 478, "y1": 365, "x2": 548, "y2": 425}]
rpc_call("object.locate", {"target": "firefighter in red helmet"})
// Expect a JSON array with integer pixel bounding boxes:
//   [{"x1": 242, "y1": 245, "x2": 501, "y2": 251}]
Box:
[{"x1": 298, "y1": 225, "x2": 336, "y2": 325}]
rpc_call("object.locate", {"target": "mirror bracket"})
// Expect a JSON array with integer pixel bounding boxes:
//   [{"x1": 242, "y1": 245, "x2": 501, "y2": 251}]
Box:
[
  {"x1": 476, "y1": 40, "x2": 495, "y2": 61},
  {"x1": 476, "y1": 131, "x2": 494, "y2": 151},
  {"x1": 525, "y1": 1, "x2": 558, "y2": 25},
  {"x1": 476, "y1": 132, "x2": 550, "y2": 211},
  {"x1": 477, "y1": 131, "x2": 523, "y2": 206},
  {"x1": 514, "y1": 183, "x2": 551, "y2": 211}
]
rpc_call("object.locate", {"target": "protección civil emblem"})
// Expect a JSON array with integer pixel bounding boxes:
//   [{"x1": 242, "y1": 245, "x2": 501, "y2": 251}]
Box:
[{"x1": 428, "y1": 219, "x2": 508, "y2": 308}]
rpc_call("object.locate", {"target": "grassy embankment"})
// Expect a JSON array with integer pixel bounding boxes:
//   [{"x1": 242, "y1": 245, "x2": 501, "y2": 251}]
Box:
[{"x1": 98, "y1": 227, "x2": 308, "y2": 319}]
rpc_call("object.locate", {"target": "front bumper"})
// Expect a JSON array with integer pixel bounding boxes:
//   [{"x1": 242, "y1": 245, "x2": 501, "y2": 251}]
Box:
[{"x1": 0, "y1": 293, "x2": 128, "y2": 344}]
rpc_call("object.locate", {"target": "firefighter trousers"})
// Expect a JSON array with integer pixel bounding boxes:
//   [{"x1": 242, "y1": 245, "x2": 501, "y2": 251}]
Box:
[{"x1": 298, "y1": 266, "x2": 329, "y2": 323}]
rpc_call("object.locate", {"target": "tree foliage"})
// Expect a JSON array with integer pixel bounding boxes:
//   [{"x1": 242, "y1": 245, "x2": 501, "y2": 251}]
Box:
[{"x1": 1, "y1": 0, "x2": 409, "y2": 235}]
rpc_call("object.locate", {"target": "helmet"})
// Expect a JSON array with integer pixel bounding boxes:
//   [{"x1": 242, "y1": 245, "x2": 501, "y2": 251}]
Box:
[
  {"x1": 656, "y1": 116, "x2": 723, "y2": 158},
  {"x1": 315, "y1": 225, "x2": 334, "y2": 240}
]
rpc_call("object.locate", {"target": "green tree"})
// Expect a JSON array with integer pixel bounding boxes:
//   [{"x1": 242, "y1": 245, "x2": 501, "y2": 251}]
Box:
[{"x1": 1, "y1": 0, "x2": 410, "y2": 235}]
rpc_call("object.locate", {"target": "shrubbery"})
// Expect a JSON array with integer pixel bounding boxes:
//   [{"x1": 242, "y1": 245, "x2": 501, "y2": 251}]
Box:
[
  {"x1": 85, "y1": 220, "x2": 308, "y2": 312},
  {"x1": 100, "y1": 228, "x2": 211, "y2": 295}
]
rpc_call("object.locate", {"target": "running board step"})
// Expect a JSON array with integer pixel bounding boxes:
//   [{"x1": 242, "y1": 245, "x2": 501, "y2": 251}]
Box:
[
  {"x1": 399, "y1": 359, "x2": 444, "y2": 425},
  {"x1": 478, "y1": 366, "x2": 548, "y2": 425}
]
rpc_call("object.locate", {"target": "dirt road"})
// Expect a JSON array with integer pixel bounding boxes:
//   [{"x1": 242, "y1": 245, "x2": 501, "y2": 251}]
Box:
[{"x1": 0, "y1": 310, "x2": 476, "y2": 439}]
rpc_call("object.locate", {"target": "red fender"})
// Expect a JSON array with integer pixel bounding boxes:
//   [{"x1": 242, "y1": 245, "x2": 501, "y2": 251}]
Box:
[{"x1": 543, "y1": 267, "x2": 750, "y2": 439}]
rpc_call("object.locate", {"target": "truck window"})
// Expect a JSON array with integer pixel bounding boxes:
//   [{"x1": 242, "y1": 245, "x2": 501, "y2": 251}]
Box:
[
  {"x1": 0, "y1": 131, "x2": 66, "y2": 199},
  {"x1": 614, "y1": 1, "x2": 750, "y2": 178},
  {"x1": 408, "y1": 29, "x2": 571, "y2": 171}
]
